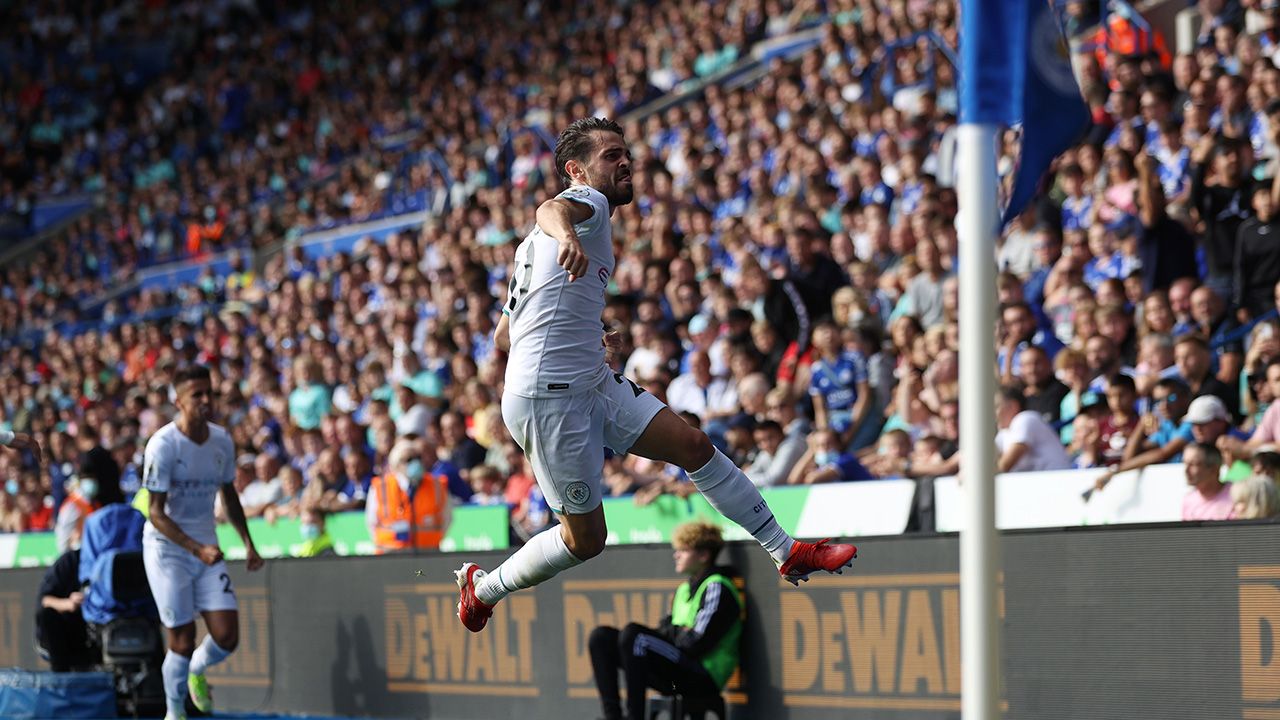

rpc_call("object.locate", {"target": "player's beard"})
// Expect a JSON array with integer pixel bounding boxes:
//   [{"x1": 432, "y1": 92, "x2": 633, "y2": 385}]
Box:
[
  {"x1": 590, "y1": 168, "x2": 633, "y2": 207},
  {"x1": 612, "y1": 179, "x2": 634, "y2": 206},
  {"x1": 190, "y1": 403, "x2": 213, "y2": 423}
]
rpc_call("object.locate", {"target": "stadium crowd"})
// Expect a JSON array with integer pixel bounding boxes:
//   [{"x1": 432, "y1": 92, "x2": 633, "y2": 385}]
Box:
[{"x1": 3, "y1": 0, "x2": 1280, "y2": 545}]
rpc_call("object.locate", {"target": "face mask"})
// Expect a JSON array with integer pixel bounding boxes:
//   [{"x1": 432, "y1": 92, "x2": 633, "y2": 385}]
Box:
[
  {"x1": 79, "y1": 479, "x2": 99, "y2": 500},
  {"x1": 815, "y1": 451, "x2": 837, "y2": 467},
  {"x1": 405, "y1": 460, "x2": 424, "y2": 484},
  {"x1": 5, "y1": 480, "x2": 18, "y2": 495},
  {"x1": 300, "y1": 523, "x2": 321, "y2": 541}
]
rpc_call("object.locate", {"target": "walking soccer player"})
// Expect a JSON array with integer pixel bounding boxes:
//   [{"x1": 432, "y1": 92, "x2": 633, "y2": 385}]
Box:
[
  {"x1": 456, "y1": 117, "x2": 857, "y2": 633},
  {"x1": 142, "y1": 365, "x2": 263, "y2": 720}
]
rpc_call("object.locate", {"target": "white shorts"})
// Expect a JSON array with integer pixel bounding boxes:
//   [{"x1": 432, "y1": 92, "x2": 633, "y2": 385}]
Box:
[
  {"x1": 142, "y1": 534, "x2": 238, "y2": 628},
  {"x1": 502, "y1": 372, "x2": 666, "y2": 514}
]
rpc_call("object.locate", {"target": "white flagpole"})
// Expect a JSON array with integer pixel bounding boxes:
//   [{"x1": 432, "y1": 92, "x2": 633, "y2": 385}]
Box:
[{"x1": 956, "y1": 122, "x2": 1001, "y2": 720}]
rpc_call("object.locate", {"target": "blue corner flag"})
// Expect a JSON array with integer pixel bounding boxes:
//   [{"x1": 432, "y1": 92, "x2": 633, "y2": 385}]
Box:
[{"x1": 960, "y1": 0, "x2": 1089, "y2": 224}]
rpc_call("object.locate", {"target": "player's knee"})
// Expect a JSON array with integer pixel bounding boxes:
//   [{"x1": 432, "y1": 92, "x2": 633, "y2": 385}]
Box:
[
  {"x1": 565, "y1": 531, "x2": 607, "y2": 560},
  {"x1": 169, "y1": 635, "x2": 196, "y2": 657},
  {"x1": 211, "y1": 629, "x2": 238, "y2": 653},
  {"x1": 680, "y1": 431, "x2": 716, "y2": 471}
]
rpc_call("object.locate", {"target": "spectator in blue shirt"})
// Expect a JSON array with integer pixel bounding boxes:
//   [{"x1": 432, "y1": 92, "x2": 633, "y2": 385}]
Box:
[
  {"x1": 1058, "y1": 164, "x2": 1094, "y2": 231},
  {"x1": 808, "y1": 319, "x2": 874, "y2": 450},
  {"x1": 788, "y1": 429, "x2": 876, "y2": 485},
  {"x1": 857, "y1": 156, "x2": 894, "y2": 208}
]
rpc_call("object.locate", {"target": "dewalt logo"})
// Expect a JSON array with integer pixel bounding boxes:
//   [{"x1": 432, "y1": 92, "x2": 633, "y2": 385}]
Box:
[
  {"x1": 781, "y1": 572, "x2": 1004, "y2": 713},
  {"x1": 1240, "y1": 566, "x2": 1280, "y2": 720},
  {"x1": 383, "y1": 582, "x2": 538, "y2": 697}
]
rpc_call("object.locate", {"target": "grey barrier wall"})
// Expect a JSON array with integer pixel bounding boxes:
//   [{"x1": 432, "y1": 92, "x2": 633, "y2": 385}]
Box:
[{"x1": 2, "y1": 522, "x2": 1279, "y2": 719}]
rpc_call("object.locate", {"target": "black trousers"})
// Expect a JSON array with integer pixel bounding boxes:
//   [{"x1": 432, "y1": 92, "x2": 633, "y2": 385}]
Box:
[
  {"x1": 35, "y1": 606, "x2": 98, "y2": 672},
  {"x1": 589, "y1": 623, "x2": 719, "y2": 720}
]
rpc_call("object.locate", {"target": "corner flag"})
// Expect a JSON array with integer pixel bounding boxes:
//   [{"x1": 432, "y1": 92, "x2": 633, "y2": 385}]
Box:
[{"x1": 961, "y1": 0, "x2": 1089, "y2": 223}]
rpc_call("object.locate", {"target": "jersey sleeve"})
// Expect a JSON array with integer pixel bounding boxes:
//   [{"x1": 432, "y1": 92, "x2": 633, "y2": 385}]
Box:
[
  {"x1": 142, "y1": 434, "x2": 172, "y2": 494},
  {"x1": 557, "y1": 185, "x2": 607, "y2": 234}
]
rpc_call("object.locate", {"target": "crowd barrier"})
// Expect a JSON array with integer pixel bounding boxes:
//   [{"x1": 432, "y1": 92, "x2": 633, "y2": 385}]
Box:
[
  {"x1": 1, "y1": 522, "x2": 1277, "y2": 719},
  {"x1": 0, "y1": 465, "x2": 1197, "y2": 570},
  {"x1": 0, "y1": 505, "x2": 511, "y2": 570}
]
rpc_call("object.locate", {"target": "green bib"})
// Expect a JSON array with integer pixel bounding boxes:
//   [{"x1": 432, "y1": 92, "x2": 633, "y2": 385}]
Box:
[
  {"x1": 670, "y1": 573, "x2": 742, "y2": 688},
  {"x1": 297, "y1": 533, "x2": 335, "y2": 558}
]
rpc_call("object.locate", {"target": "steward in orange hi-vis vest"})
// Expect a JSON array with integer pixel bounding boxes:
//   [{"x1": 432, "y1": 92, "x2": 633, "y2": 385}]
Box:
[{"x1": 370, "y1": 459, "x2": 451, "y2": 554}]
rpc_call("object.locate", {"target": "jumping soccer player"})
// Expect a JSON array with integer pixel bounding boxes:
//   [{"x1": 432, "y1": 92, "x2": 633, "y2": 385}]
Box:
[
  {"x1": 142, "y1": 365, "x2": 263, "y2": 720},
  {"x1": 456, "y1": 117, "x2": 856, "y2": 633}
]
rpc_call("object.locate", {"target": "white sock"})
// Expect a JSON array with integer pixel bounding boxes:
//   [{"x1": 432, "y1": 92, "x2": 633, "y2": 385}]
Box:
[
  {"x1": 162, "y1": 650, "x2": 190, "y2": 718},
  {"x1": 189, "y1": 635, "x2": 232, "y2": 676},
  {"x1": 476, "y1": 525, "x2": 583, "y2": 605},
  {"x1": 689, "y1": 448, "x2": 795, "y2": 564}
]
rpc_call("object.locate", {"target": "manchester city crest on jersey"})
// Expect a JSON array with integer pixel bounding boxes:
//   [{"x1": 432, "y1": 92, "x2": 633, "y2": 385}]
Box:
[{"x1": 565, "y1": 481, "x2": 591, "y2": 506}]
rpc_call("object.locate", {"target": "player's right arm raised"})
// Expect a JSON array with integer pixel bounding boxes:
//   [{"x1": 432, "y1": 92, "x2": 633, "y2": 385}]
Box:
[{"x1": 535, "y1": 197, "x2": 594, "y2": 281}]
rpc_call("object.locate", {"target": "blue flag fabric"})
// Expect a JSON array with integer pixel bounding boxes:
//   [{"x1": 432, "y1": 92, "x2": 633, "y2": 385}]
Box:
[
  {"x1": 961, "y1": 0, "x2": 1089, "y2": 224},
  {"x1": 959, "y1": 0, "x2": 1028, "y2": 126}
]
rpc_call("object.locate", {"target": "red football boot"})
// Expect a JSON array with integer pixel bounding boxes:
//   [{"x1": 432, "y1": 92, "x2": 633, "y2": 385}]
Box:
[
  {"x1": 455, "y1": 562, "x2": 495, "y2": 632},
  {"x1": 778, "y1": 538, "x2": 858, "y2": 585}
]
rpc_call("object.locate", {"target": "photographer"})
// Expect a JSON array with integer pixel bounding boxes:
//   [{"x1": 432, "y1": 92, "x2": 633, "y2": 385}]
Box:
[{"x1": 35, "y1": 548, "x2": 98, "y2": 672}]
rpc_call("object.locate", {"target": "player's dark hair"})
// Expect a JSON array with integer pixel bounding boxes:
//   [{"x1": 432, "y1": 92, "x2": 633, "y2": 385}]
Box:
[
  {"x1": 555, "y1": 117, "x2": 624, "y2": 185},
  {"x1": 173, "y1": 365, "x2": 211, "y2": 388}
]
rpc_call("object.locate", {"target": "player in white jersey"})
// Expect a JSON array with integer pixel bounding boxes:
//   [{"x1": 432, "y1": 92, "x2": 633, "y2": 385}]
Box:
[
  {"x1": 457, "y1": 118, "x2": 858, "y2": 634},
  {"x1": 142, "y1": 365, "x2": 263, "y2": 720}
]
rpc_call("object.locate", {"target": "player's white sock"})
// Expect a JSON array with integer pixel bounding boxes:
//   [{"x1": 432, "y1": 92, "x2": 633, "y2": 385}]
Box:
[
  {"x1": 689, "y1": 448, "x2": 795, "y2": 564},
  {"x1": 476, "y1": 525, "x2": 583, "y2": 605},
  {"x1": 189, "y1": 635, "x2": 232, "y2": 675},
  {"x1": 162, "y1": 650, "x2": 190, "y2": 718}
]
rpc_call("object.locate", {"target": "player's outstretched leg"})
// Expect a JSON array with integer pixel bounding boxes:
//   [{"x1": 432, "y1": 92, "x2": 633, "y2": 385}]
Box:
[
  {"x1": 629, "y1": 408, "x2": 857, "y2": 584},
  {"x1": 457, "y1": 508, "x2": 604, "y2": 632}
]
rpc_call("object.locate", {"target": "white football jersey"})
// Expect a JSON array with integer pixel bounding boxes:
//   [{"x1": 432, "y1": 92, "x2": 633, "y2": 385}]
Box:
[
  {"x1": 142, "y1": 421, "x2": 235, "y2": 546},
  {"x1": 504, "y1": 184, "x2": 614, "y2": 397}
]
